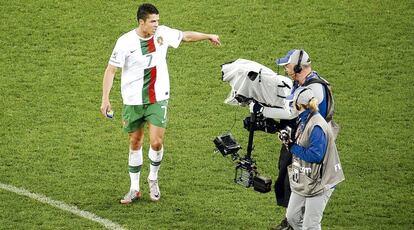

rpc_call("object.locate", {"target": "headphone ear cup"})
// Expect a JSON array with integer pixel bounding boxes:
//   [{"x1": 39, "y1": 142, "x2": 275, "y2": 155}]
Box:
[
  {"x1": 294, "y1": 50, "x2": 304, "y2": 74},
  {"x1": 294, "y1": 65, "x2": 302, "y2": 73}
]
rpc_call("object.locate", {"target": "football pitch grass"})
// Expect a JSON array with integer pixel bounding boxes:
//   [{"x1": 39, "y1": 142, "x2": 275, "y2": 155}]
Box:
[{"x1": 0, "y1": 0, "x2": 413, "y2": 229}]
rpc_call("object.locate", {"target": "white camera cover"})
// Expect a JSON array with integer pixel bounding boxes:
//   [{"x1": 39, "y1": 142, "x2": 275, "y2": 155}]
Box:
[{"x1": 221, "y1": 59, "x2": 292, "y2": 108}]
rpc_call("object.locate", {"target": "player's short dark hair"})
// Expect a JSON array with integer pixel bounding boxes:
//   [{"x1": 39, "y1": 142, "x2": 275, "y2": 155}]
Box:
[{"x1": 137, "y1": 3, "x2": 159, "y2": 21}]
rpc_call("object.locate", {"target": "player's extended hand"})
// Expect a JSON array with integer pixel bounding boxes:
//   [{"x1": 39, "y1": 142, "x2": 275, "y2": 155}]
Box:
[{"x1": 208, "y1": 34, "x2": 221, "y2": 46}]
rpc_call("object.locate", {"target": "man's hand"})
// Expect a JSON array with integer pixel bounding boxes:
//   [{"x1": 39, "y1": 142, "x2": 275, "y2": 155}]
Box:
[
  {"x1": 249, "y1": 102, "x2": 263, "y2": 114},
  {"x1": 208, "y1": 34, "x2": 221, "y2": 46},
  {"x1": 100, "y1": 100, "x2": 112, "y2": 117}
]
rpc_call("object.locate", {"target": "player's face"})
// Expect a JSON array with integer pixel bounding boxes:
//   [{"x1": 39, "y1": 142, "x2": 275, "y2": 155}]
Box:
[{"x1": 139, "y1": 14, "x2": 159, "y2": 36}]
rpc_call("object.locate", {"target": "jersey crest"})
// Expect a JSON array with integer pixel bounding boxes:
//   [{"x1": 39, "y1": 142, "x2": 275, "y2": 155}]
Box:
[{"x1": 157, "y1": 36, "x2": 164, "y2": 46}]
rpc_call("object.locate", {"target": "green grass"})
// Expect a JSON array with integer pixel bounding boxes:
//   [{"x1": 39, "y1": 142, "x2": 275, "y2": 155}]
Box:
[{"x1": 1, "y1": 0, "x2": 413, "y2": 229}]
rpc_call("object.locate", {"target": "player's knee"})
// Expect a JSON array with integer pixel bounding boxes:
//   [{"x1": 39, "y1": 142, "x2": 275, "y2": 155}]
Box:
[
  {"x1": 130, "y1": 139, "x2": 142, "y2": 151},
  {"x1": 129, "y1": 131, "x2": 144, "y2": 150},
  {"x1": 150, "y1": 140, "x2": 163, "y2": 151}
]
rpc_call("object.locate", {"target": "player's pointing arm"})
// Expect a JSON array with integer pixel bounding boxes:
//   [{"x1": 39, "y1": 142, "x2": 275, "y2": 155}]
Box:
[{"x1": 182, "y1": 31, "x2": 221, "y2": 46}]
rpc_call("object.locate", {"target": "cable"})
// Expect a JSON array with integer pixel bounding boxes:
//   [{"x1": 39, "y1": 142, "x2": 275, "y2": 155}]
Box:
[{"x1": 226, "y1": 106, "x2": 239, "y2": 133}]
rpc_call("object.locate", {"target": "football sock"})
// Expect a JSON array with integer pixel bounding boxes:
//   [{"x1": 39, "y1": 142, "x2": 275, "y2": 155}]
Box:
[
  {"x1": 129, "y1": 148, "x2": 143, "y2": 191},
  {"x1": 148, "y1": 146, "x2": 163, "y2": 181}
]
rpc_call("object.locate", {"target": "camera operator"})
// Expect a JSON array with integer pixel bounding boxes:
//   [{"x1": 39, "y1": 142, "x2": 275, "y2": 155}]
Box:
[
  {"x1": 249, "y1": 49, "x2": 337, "y2": 230},
  {"x1": 282, "y1": 87, "x2": 344, "y2": 230}
]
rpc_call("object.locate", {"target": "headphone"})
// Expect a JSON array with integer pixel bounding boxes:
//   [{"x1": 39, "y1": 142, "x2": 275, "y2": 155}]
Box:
[{"x1": 293, "y1": 50, "x2": 304, "y2": 74}]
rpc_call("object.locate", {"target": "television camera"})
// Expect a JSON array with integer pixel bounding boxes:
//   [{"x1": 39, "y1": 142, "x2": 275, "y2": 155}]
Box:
[{"x1": 215, "y1": 58, "x2": 294, "y2": 193}]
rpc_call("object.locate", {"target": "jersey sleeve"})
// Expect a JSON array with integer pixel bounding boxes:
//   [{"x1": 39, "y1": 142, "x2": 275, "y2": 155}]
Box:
[
  {"x1": 108, "y1": 38, "x2": 126, "y2": 68},
  {"x1": 160, "y1": 25, "x2": 183, "y2": 48}
]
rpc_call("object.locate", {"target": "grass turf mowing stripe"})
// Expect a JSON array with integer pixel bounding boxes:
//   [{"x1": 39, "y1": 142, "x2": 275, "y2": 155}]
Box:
[{"x1": 0, "y1": 183, "x2": 126, "y2": 230}]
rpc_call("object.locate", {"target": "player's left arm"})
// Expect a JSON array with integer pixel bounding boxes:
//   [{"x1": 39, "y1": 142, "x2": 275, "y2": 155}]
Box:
[{"x1": 182, "y1": 31, "x2": 221, "y2": 46}]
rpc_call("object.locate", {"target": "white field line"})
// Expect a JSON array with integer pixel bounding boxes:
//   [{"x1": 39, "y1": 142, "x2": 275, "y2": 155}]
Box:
[{"x1": 0, "y1": 183, "x2": 127, "y2": 230}]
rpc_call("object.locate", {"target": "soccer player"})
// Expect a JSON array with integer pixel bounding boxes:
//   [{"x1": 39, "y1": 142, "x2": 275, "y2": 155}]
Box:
[{"x1": 100, "y1": 3, "x2": 220, "y2": 204}]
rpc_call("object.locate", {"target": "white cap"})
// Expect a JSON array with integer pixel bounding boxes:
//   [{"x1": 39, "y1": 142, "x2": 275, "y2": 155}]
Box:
[
  {"x1": 286, "y1": 87, "x2": 314, "y2": 105},
  {"x1": 276, "y1": 49, "x2": 311, "y2": 66}
]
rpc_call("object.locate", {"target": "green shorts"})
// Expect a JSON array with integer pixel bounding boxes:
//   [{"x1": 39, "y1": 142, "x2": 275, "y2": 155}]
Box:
[{"x1": 122, "y1": 100, "x2": 168, "y2": 132}]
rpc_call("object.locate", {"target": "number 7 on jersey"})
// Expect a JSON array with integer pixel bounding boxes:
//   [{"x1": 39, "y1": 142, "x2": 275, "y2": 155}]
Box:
[{"x1": 146, "y1": 54, "x2": 153, "y2": 67}]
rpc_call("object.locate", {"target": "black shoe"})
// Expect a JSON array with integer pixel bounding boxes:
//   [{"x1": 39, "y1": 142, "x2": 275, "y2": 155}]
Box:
[{"x1": 270, "y1": 218, "x2": 291, "y2": 230}]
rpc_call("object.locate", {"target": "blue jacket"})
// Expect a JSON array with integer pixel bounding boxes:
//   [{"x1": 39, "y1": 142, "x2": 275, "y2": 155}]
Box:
[{"x1": 290, "y1": 110, "x2": 327, "y2": 163}]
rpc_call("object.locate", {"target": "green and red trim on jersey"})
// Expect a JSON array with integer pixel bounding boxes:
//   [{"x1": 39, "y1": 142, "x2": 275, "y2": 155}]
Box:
[{"x1": 140, "y1": 36, "x2": 157, "y2": 104}]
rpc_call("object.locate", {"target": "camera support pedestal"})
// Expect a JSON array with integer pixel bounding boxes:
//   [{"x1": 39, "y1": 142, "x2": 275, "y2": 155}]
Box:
[
  {"x1": 246, "y1": 112, "x2": 256, "y2": 160},
  {"x1": 237, "y1": 112, "x2": 272, "y2": 193},
  {"x1": 214, "y1": 112, "x2": 272, "y2": 193}
]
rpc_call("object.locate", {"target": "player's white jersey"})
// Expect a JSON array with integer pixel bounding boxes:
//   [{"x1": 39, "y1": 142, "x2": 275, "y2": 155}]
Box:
[{"x1": 109, "y1": 25, "x2": 183, "y2": 105}]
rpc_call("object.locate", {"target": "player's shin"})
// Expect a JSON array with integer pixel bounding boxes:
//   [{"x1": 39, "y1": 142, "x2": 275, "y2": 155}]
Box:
[
  {"x1": 129, "y1": 148, "x2": 143, "y2": 191},
  {"x1": 148, "y1": 146, "x2": 163, "y2": 180}
]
